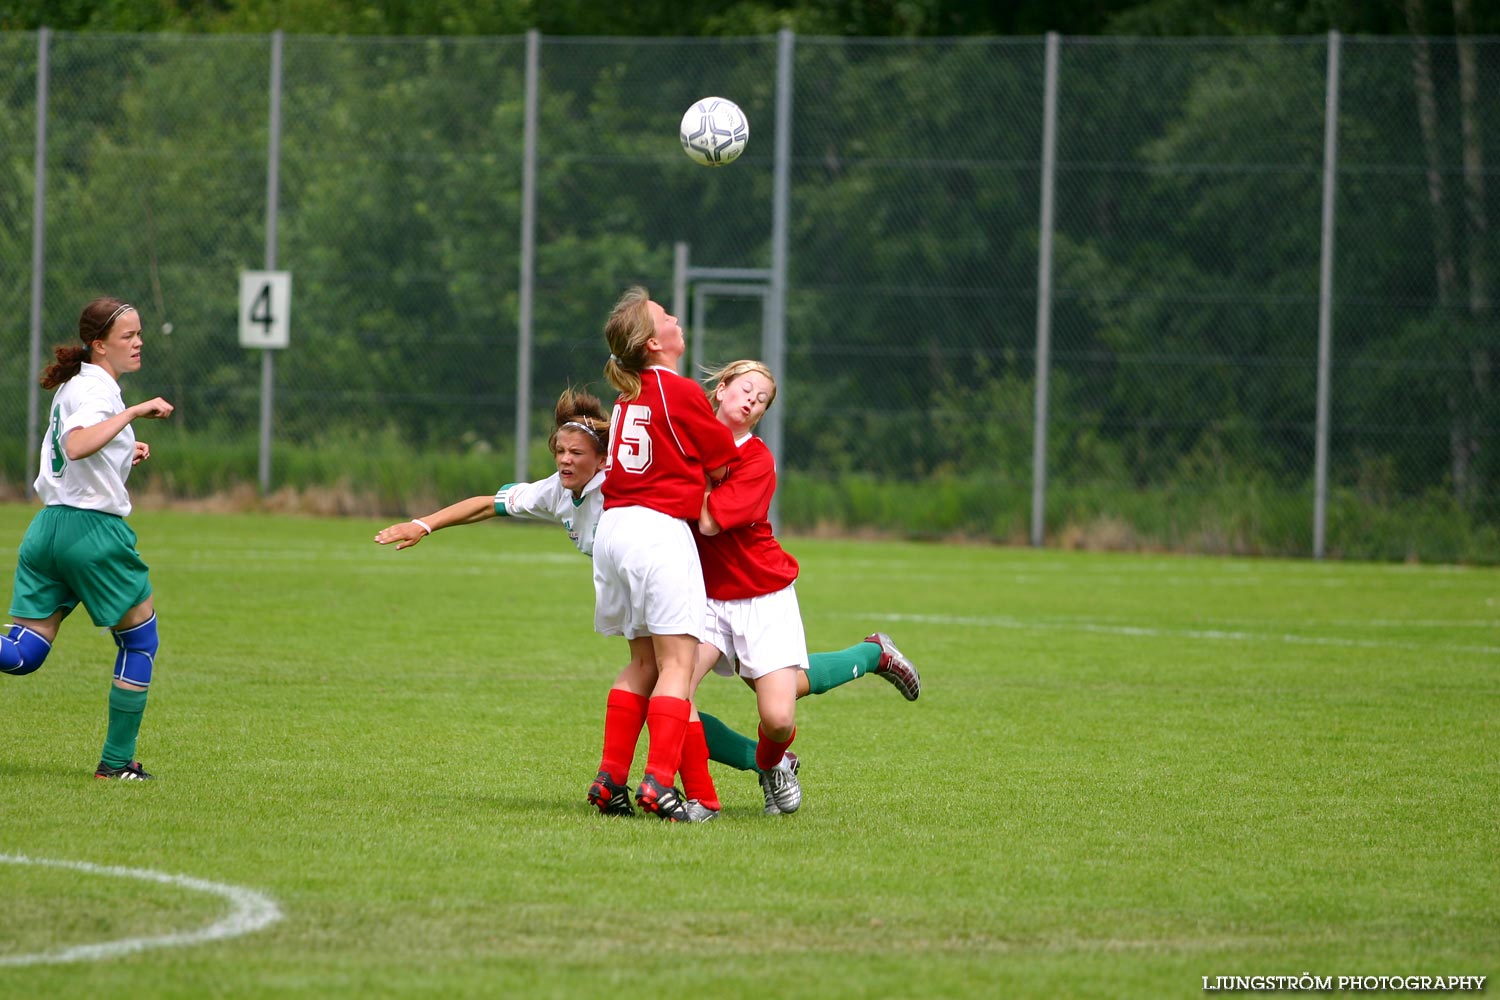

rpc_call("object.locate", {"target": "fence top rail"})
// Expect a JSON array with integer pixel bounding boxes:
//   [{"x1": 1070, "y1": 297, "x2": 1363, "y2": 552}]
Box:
[{"x1": 10, "y1": 30, "x2": 1497, "y2": 45}]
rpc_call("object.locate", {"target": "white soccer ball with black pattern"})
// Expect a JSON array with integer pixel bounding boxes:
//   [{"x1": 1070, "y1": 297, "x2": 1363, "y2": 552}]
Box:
[{"x1": 679, "y1": 97, "x2": 749, "y2": 167}]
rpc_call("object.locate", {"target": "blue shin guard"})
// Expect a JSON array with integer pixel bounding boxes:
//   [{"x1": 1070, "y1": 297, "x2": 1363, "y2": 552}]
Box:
[
  {"x1": 112, "y1": 613, "x2": 159, "y2": 688},
  {"x1": 1, "y1": 623, "x2": 52, "y2": 675}
]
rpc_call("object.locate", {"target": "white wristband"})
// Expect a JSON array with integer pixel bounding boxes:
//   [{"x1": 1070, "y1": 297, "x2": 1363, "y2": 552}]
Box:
[{"x1": 411, "y1": 518, "x2": 433, "y2": 535}]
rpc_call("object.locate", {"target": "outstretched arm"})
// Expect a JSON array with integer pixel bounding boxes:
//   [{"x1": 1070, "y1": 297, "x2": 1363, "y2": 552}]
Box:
[{"x1": 374, "y1": 495, "x2": 495, "y2": 550}]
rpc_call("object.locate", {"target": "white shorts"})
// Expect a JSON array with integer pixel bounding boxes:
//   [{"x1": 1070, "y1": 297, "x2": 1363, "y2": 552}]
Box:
[
  {"x1": 701, "y1": 584, "x2": 810, "y2": 681},
  {"x1": 592, "y1": 505, "x2": 706, "y2": 641}
]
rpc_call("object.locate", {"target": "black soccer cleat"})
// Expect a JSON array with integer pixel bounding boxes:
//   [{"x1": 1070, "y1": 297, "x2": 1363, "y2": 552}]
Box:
[
  {"x1": 635, "y1": 773, "x2": 690, "y2": 822},
  {"x1": 94, "y1": 760, "x2": 154, "y2": 781},
  {"x1": 587, "y1": 770, "x2": 635, "y2": 816}
]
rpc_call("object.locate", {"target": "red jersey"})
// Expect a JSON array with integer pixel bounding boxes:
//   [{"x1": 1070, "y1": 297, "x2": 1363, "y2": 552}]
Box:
[
  {"x1": 694, "y1": 434, "x2": 800, "y2": 600},
  {"x1": 603, "y1": 366, "x2": 738, "y2": 520}
]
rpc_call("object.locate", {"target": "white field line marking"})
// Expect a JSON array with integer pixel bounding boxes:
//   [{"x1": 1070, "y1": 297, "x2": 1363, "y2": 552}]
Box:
[
  {"x1": 154, "y1": 546, "x2": 580, "y2": 565},
  {"x1": 0, "y1": 853, "x2": 282, "y2": 966},
  {"x1": 850, "y1": 612, "x2": 1500, "y2": 657}
]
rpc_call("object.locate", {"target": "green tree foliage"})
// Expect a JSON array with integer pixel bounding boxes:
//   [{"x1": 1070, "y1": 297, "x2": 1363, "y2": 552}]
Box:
[
  {"x1": 1, "y1": 7, "x2": 1494, "y2": 553},
  {"x1": 8, "y1": 0, "x2": 1496, "y2": 37}
]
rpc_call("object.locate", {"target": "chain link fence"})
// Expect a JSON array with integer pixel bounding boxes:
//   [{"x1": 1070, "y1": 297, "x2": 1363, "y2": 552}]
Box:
[{"x1": 1, "y1": 31, "x2": 1494, "y2": 561}]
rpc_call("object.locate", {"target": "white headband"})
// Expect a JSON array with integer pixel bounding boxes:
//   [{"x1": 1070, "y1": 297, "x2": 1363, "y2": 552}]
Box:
[
  {"x1": 560, "y1": 420, "x2": 603, "y2": 444},
  {"x1": 102, "y1": 303, "x2": 135, "y2": 331}
]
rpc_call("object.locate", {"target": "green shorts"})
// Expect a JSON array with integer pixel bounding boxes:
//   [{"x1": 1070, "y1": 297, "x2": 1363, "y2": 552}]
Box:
[{"x1": 9, "y1": 506, "x2": 152, "y2": 628}]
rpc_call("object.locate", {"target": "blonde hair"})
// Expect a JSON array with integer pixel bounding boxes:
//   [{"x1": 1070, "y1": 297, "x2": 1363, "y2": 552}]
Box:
[
  {"x1": 548, "y1": 386, "x2": 609, "y2": 456},
  {"x1": 703, "y1": 359, "x2": 778, "y2": 428},
  {"x1": 602, "y1": 286, "x2": 655, "y2": 401}
]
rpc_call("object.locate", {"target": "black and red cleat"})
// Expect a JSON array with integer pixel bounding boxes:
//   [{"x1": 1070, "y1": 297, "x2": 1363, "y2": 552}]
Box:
[
  {"x1": 94, "y1": 760, "x2": 154, "y2": 780},
  {"x1": 587, "y1": 770, "x2": 634, "y2": 816},
  {"x1": 635, "y1": 774, "x2": 690, "y2": 822}
]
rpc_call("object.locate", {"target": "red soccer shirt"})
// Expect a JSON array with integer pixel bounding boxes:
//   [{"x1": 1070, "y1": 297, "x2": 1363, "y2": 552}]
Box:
[
  {"x1": 603, "y1": 366, "x2": 738, "y2": 520},
  {"x1": 694, "y1": 434, "x2": 800, "y2": 600}
]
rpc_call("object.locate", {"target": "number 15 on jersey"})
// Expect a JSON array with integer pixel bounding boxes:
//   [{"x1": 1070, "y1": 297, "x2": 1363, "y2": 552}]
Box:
[
  {"x1": 239, "y1": 271, "x2": 292, "y2": 349},
  {"x1": 606, "y1": 403, "x2": 653, "y2": 474}
]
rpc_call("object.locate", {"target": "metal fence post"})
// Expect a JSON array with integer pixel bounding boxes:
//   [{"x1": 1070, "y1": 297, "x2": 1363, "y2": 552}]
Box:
[
  {"x1": 673, "y1": 241, "x2": 689, "y2": 346},
  {"x1": 25, "y1": 27, "x2": 50, "y2": 498},
  {"x1": 1030, "y1": 32, "x2": 1059, "y2": 548},
  {"x1": 516, "y1": 28, "x2": 540, "y2": 483},
  {"x1": 257, "y1": 29, "x2": 284, "y2": 495},
  {"x1": 765, "y1": 27, "x2": 794, "y2": 529},
  {"x1": 1313, "y1": 30, "x2": 1342, "y2": 559}
]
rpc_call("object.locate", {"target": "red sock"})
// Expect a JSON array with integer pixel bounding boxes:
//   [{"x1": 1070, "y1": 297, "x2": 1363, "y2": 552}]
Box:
[
  {"x1": 598, "y1": 688, "x2": 648, "y2": 784},
  {"x1": 678, "y1": 719, "x2": 720, "y2": 810},
  {"x1": 755, "y1": 723, "x2": 796, "y2": 772},
  {"x1": 643, "y1": 696, "x2": 691, "y2": 787}
]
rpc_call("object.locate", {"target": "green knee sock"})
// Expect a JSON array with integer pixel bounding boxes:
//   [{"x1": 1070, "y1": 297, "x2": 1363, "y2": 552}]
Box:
[
  {"x1": 804, "y1": 639, "x2": 882, "y2": 694},
  {"x1": 101, "y1": 686, "x2": 149, "y2": 768},
  {"x1": 700, "y1": 711, "x2": 760, "y2": 772}
]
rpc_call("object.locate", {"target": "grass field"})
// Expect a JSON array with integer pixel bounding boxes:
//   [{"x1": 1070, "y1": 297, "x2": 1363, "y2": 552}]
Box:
[{"x1": 0, "y1": 502, "x2": 1494, "y2": 998}]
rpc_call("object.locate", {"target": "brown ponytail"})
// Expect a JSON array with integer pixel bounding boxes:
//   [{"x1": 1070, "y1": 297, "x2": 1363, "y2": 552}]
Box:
[{"x1": 39, "y1": 344, "x2": 89, "y2": 390}]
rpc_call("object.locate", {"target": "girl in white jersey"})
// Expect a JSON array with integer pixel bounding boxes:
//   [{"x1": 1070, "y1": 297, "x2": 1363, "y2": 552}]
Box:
[
  {"x1": 1, "y1": 298, "x2": 174, "y2": 780},
  {"x1": 374, "y1": 388, "x2": 610, "y2": 556}
]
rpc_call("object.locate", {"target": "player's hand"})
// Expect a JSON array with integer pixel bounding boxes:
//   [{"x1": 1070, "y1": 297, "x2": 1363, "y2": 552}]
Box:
[
  {"x1": 374, "y1": 522, "x2": 426, "y2": 550},
  {"x1": 132, "y1": 441, "x2": 150, "y2": 466},
  {"x1": 134, "y1": 397, "x2": 174, "y2": 420}
]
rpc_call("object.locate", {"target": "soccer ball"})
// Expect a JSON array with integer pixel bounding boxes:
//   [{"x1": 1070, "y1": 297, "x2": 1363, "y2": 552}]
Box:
[{"x1": 679, "y1": 97, "x2": 749, "y2": 167}]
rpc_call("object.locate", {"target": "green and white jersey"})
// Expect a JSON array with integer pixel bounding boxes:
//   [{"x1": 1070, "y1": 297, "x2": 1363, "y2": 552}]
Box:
[
  {"x1": 494, "y1": 470, "x2": 605, "y2": 556},
  {"x1": 34, "y1": 363, "x2": 136, "y2": 516}
]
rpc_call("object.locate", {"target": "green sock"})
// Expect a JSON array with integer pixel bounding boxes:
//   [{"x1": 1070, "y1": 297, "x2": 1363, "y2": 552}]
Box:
[
  {"x1": 101, "y1": 686, "x2": 149, "y2": 768},
  {"x1": 700, "y1": 711, "x2": 759, "y2": 772},
  {"x1": 804, "y1": 640, "x2": 882, "y2": 694}
]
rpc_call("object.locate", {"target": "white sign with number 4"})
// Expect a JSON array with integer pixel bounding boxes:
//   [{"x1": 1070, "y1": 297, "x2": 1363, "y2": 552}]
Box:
[{"x1": 239, "y1": 271, "x2": 291, "y2": 349}]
